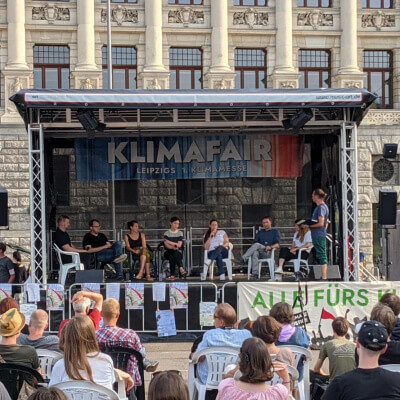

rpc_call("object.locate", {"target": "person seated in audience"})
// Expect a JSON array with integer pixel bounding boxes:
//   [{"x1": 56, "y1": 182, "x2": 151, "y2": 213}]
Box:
[
  {"x1": 234, "y1": 216, "x2": 280, "y2": 280},
  {"x1": 313, "y1": 317, "x2": 356, "y2": 383},
  {"x1": 58, "y1": 290, "x2": 103, "y2": 336},
  {"x1": 97, "y1": 298, "x2": 159, "y2": 388},
  {"x1": 322, "y1": 320, "x2": 400, "y2": 400},
  {"x1": 27, "y1": 387, "x2": 68, "y2": 400},
  {"x1": 203, "y1": 219, "x2": 231, "y2": 281},
  {"x1": 0, "y1": 308, "x2": 41, "y2": 373},
  {"x1": 163, "y1": 217, "x2": 186, "y2": 281},
  {"x1": 124, "y1": 220, "x2": 153, "y2": 282},
  {"x1": 18, "y1": 309, "x2": 60, "y2": 352},
  {"x1": 82, "y1": 219, "x2": 127, "y2": 281},
  {"x1": 380, "y1": 292, "x2": 400, "y2": 341},
  {"x1": 49, "y1": 315, "x2": 133, "y2": 392},
  {"x1": 217, "y1": 337, "x2": 291, "y2": 400},
  {"x1": 194, "y1": 303, "x2": 252, "y2": 400},
  {"x1": 274, "y1": 219, "x2": 312, "y2": 277},
  {"x1": 0, "y1": 297, "x2": 19, "y2": 315},
  {"x1": 148, "y1": 370, "x2": 189, "y2": 400}
]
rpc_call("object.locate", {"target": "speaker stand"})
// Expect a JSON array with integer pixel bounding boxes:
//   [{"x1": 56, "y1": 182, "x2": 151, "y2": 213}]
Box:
[{"x1": 384, "y1": 227, "x2": 392, "y2": 281}]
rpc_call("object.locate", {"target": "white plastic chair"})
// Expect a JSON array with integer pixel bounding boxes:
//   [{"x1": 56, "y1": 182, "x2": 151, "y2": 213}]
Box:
[
  {"x1": 36, "y1": 349, "x2": 63, "y2": 381},
  {"x1": 279, "y1": 345, "x2": 312, "y2": 400},
  {"x1": 52, "y1": 381, "x2": 119, "y2": 400},
  {"x1": 234, "y1": 364, "x2": 299, "y2": 383},
  {"x1": 53, "y1": 243, "x2": 84, "y2": 286},
  {"x1": 381, "y1": 364, "x2": 400, "y2": 372},
  {"x1": 203, "y1": 243, "x2": 233, "y2": 280},
  {"x1": 113, "y1": 369, "x2": 127, "y2": 400},
  {"x1": 286, "y1": 245, "x2": 313, "y2": 276},
  {"x1": 188, "y1": 346, "x2": 240, "y2": 400},
  {"x1": 247, "y1": 248, "x2": 276, "y2": 280}
]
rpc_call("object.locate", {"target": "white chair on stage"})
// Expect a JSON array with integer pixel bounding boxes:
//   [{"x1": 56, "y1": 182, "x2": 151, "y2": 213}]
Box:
[
  {"x1": 53, "y1": 381, "x2": 119, "y2": 400},
  {"x1": 286, "y1": 245, "x2": 313, "y2": 277},
  {"x1": 36, "y1": 349, "x2": 63, "y2": 381},
  {"x1": 188, "y1": 346, "x2": 240, "y2": 400},
  {"x1": 53, "y1": 243, "x2": 84, "y2": 287},
  {"x1": 203, "y1": 243, "x2": 233, "y2": 280},
  {"x1": 247, "y1": 248, "x2": 276, "y2": 280}
]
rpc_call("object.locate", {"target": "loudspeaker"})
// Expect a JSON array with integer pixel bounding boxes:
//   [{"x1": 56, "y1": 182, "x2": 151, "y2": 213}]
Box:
[
  {"x1": 378, "y1": 189, "x2": 397, "y2": 225},
  {"x1": 309, "y1": 265, "x2": 341, "y2": 280},
  {"x1": 75, "y1": 269, "x2": 104, "y2": 284},
  {"x1": 0, "y1": 189, "x2": 8, "y2": 227},
  {"x1": 383, "y1": 143, "x2": 398, "y2": 159}
]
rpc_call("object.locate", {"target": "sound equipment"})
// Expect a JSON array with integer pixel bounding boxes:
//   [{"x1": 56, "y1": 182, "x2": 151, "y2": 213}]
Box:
[
  {"x1": 75, "y1": 269, "x2": 104, "y2": 284},
  {"x1": 378, "y1": 189, "x2": 397, "y2": 225},
  {"x1": 383, "y1": 143, "x2": 398, "y2": 159},
  {"x1": 309, "y1": 265, "x2": 341, "y2": 280},
  {"x1": 0, "y1": 189, "x2": 8, "y2": 227}
]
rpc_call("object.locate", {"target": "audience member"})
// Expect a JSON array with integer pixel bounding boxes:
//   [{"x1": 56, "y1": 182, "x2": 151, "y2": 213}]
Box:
[
  {"x1": 0, "y1": 308, "x2": 41, "y2": 372},
  {"x1": 203, "y1": 219, "x2": 231, "y2": 281},
  {"x1": 124, "y1": 220, "x2": 153, "y2": 282},
  {"x1": 313, "y1": 317, "x2": 356, "y2": 382},
  {"x1": 58, "y1": 290, "x2": 103, "y2": 336},
  {"x1": 217, "y1": 337, "x2": 290, "y2": 400},
  {"x1": 234, "y1": 216, "x2": 280, "y2": 280},
  {"x1": 148, "y1": 371, "x2": 189, "y2": 400},
  {"x1": 50, "y1": 315, "x2": 133, "y2": 392},
  {"x1": 11, "y1": 250, "x2": 28, "y2": 301},
  {"x1": 163, "y1": 217, "x2": 186, "y2": 281},
  {"x1": 380, "y1": 292, "x2": 400, "y2": 341},
  {"x1": 82, "y1": 219, "x2": 127, "y2": 281},
  {"x1": 18, "y1": 309, "x2": 60, "y2": 352},
  {"x1": 27, "y1": 387, "x2": 68, "y2": 400},
  {"x1": 322, "y1": 320, "x2": 400, "y2": 400},
  {"x1": 97, "y1": 298, "x2": 159, "y2": 390},
  {"x1": 0, "y1": 298, "x2": 19, "y2": 314},
  {"x1": 0, "y1": 243, "x2": 15, "y2": 284}
]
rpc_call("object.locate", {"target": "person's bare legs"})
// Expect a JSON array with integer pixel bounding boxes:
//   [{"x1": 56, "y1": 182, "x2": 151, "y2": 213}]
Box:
[
  {"x1": 321, "y1": 264, "x2": 327, "y2": 280},
  {"x1": 136, "y1": 254, "x2": 147, "y2": 279},
  {"x1": 145, "y1": 262, "x2": 153, "y2": 281},
  {"x1": 278, "y1": 258, "x2": 285, "y2": 268}
]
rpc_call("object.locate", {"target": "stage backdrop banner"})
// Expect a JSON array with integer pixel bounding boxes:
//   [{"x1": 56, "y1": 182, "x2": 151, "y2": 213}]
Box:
[
  {"x1": 238, "y1": 281, "x2": 399, "y2": 349},
  {"x1": 74, "y1": 135, "x2": 303, "y2": 180}
]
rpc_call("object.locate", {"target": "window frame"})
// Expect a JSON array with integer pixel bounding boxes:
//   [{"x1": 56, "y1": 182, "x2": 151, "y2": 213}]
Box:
[
  {"x1": 361, "y1": 0, "x2": 393, "y2": 8},
  {"x1": 233, "y1": 0, "x2": 268, "y2": 5},
  {"x1": 298, "y1": 49, "x2": 331, "y2": 89},
  {"x1": 169, "y1": 48, "x2": 203, "y2": 90},
  {"x1": 234, "y1": 48, "x2": 267, "y2": 89},
  {"x1": 53, "y1": 155, "x2": 70, "y2": 206},
  {"x1": 297, "y1": 0, "x2": 331, "y2": 7},
  {"x1": 114, "y1": 181, "x2": 138, "y2": 207},
  {"x1": 168, "y1": 0, "x2": 203, "y2": 4},
  {"x1": 176, "y1": 179, "x2": 205, "y2": 205}
]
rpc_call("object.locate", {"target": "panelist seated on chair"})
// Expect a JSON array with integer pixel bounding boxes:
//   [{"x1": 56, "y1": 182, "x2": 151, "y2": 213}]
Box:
[
  {"x1": 53, "y1": 215, "x2": 91, "y2": 269},
  {"x1": 82, "y1": 219, "x2": 127, "y2": 282},
  {"x1": 163, "y1": 217, "x2": 186, "y2": 281},
  {"x1": 275, "y1": 219, "x2": 312, "y2": 278},
  {"x1": 124, "y1": 220, "x2": 153, "y2": 282},
  {"x1": 203, "y1": 219, "x2": 231, "y2": 281},
  {"x1": 234, "y1": 216, "x2": 280, "y2": 279}
]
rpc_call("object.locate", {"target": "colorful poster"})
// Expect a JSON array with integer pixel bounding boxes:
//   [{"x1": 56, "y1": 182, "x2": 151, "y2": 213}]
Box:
[
  {"x1": 46, "y1": 284, "x2": 64, "y2": 311},
  {"x1": 125, "y1": 283, "x2": 144, "y2": 310},
  {"x1": 169, "y1": 283, "x2": 188, "y2": 309},
  {"x1": 199, "y1": 302, "x2": 218, "y2": 327},
  {"x1": 156, "y1": 309, "x2": 176, "y2": 337},
  {"x1": 0, "y1": 284, "x2": 12, "y2": 302}
]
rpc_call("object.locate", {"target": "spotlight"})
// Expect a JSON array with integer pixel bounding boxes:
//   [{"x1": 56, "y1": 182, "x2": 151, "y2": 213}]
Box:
[
  {"x1": 383, "y1": 143, "x2": 398, "y2": 159},
  {"x1": 282, "y1": 108, "x2": 313, "y2": 132},
  {"x1": 76, "y1": 110, "x2": 106, "y2": 138}
]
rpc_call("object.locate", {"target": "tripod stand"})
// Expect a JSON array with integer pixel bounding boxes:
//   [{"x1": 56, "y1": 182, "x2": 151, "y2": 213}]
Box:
[{"x1": 292, "y1": 280, "x2": 308, "y2": 332}]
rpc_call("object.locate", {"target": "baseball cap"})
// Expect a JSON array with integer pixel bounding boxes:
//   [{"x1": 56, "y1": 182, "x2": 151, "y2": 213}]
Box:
[{"x1": 357, "y1": 320, "x2": 388, "y2": 351}]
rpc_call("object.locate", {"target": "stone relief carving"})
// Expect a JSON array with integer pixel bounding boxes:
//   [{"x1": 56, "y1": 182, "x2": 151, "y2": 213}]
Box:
[
  {"x1": 297, "y1": 10, "x2": 333, "y2": 29},
  {"x1": 7, "y1": 78, "x2": 23, "y2": 113},
  {"x1": 147, "y1": 79, "x2": 162, "y2": 90},
  {"x1": 361, "y1": 11, "x2": 395, "y2": 30},
  {"x1": 101, "y1": 6, "x2": 138, "y2": 26},
  {"x1": 168, "y1": 7, "x2": 204, "y2": 26},
  {"x1": 233, "y1": 8, "x2": 268, "y2": 28},
  {"x1": 214, "y1": 79, "x2": 231, "y2": 90},
  {"x1": 80, "y1": 78, "x2": 95, "y2": 90},
  {"x1": 280, "y1": 81, "x2": 296, "y2": 89},
  {"x1": 32, "y1": 4, "x2": 70, "y2": 24},
  {"x1": 344, "y1": 81, "x2": 362, "y2": 89},
  {"x1": 362, "y1": 111, "x2": 400, "y2": 125}
]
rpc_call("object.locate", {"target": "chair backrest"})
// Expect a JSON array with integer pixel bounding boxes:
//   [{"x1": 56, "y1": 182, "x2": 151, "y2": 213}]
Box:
[
  {"x1": 53, "y1": 243, "x2": 80, "y2": 266},
  {"x1": 52, "y1": 381, "x2": 119, "y2": 400},
  {"x1": 100, "y1": 346, "x2": 145, "y2": 400},
  {"x1": 204, "y1": 243, "x2": 233, "y2": 263},
  {"x1": 53, "y1": 243, "x2": 64, "y2": 268},
  {"x1": 36, "y1": 349, "x2": 63, "y2": 381},
  {"x1": 0, "y1": 363, "x2": 44, "y2": 400},
  {"x1": 279, "y1": 345, "x2": 312, "y2": 366},
  {"x1": 381, "y1": 364, "x2": 400, "y2": 372}
]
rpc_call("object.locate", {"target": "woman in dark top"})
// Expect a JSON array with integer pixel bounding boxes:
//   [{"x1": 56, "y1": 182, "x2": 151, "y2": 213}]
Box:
[
  {"x1": 12, "y1": 251, "x2": 28, "y2": 299},
  {"x1": 124, "y1": 220, "x2": 153, "y2": 282}
]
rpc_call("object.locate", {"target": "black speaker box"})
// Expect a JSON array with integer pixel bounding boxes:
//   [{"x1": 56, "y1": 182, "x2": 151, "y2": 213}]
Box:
[
  {"x1": 383, "y1": 143, "x2": 398, "y2": 159},
  {"x1": 309, "y1": 265, "x2": 341, "y2": 280},
  {"x1": 0, "y1": 189, "x2": 8, "y2": 227},
  {"x1": 378, "y1": 189, "x2": 397, "y2": 226},
  {"x1": 75, "y1": 269, "x2": 104, "y2": 284}
]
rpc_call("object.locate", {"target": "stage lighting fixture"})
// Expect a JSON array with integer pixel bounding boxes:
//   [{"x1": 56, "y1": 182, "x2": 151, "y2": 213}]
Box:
[
  {"x1": 77, "y1": 110, "x2": 106, "y2": 137},
  {"x1": 282, "y1": 108, "x2": 313, "y2": 132},
  {"x1": 383, "y1": 143, "x2": 398, "y2": 159}
]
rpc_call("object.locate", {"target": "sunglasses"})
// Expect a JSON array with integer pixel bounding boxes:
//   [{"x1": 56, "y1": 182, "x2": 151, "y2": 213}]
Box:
[{"x1": 152, "y1": 370, "x2": 182, "y2": 379}]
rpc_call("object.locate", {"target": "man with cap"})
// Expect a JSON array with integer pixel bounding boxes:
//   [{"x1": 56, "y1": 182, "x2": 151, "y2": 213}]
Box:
[
  {"x1": 0, "y1": 308, "x2": 41, "y2": 373},
  {"x1": 322, "y1": 320, "x2": 400, "y2": 400}
]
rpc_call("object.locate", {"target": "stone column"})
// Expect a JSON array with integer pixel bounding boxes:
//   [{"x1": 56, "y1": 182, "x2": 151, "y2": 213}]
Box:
[{"x1": 271, "y1": 0, "x2": 300, "y2": 89}]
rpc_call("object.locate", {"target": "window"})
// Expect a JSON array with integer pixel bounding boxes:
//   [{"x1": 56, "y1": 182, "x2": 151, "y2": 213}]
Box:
[
  {"x1": 177, "y1": 179, "x2": 205, "y2": 204},
  {"x1": 34, "y1": 45, "x2": 70, "y2": 89},
  {"x1": 299, "y1": 50, "x2": 331, "y2": 89},
  {"x1": 168, "y1": 0, "x2": 203, "y2": 4},
  {"x1": 102, "y1": 46, "x2": 137, "y2": 89},
  {"x1": 53, "y1": 155, "x2": 70, "y2": 206},
  {"x1": 363, "y1": 50, "x2": 392, "y2": 109},
  {"x1": 101, "y1": 0, "x2": 137, "y2": 2},
  {"x1": 115, "y1": 181, "x2": 138, "y2": 206},
  {"x1": 361, "y1": 0, "x2": 392, "y2": 8},
  {"x1": 297, "y1": 0, "x2": 331, "y2": 6},
  {"x1": 233, "y1": 0, "x2": 267, "y2": 5},
  {"x1": 235, "y1": 49, "x2": 267, "y2": 89},
  {"x1": 170, "y1": 48, "x2": 202, "y2": 89}
]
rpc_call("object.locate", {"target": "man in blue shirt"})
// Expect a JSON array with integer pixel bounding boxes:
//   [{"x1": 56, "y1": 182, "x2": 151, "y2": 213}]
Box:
[{"x1": 234, "y1": 216, "x2": 280, "y2": 279}]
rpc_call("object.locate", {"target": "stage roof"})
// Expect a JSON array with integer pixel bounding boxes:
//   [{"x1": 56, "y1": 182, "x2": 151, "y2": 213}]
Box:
[{"x1": 11, "y1": 88, "x2": 377, "y2": 138}]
